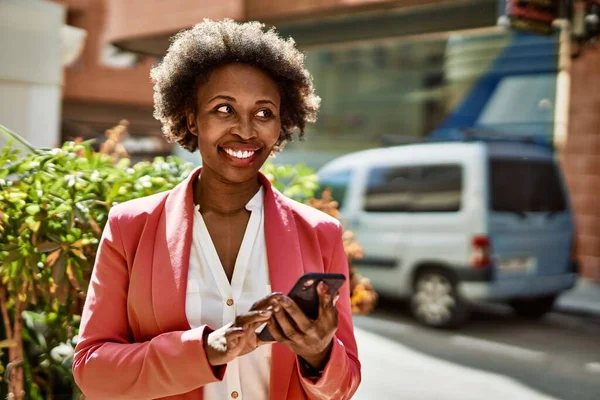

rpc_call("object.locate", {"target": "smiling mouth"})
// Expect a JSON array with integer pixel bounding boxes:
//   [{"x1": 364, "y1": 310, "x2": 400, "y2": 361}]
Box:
[{"x1": 222, "y1": 147, "x2": 260, "y2": 159}]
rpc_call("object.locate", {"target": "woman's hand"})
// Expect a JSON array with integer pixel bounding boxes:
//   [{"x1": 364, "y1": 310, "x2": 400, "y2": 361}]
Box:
[
  {"x1": 204, "y1": 309, "x2": 272, "y2": 366},
  {"x1": 268, "y1": 282, "x2": 340, "y2": 369}
]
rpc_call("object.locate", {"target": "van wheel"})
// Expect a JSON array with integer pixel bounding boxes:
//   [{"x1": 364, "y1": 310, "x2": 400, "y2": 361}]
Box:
[
  {"x1": 411, "y1": 269, "x2": 468, "y2": 328},
  {"x1": 509, "y1": 295, "x2": 557, "y2": 319}
]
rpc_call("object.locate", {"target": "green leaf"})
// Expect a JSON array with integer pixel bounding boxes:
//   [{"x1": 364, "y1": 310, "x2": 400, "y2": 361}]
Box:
[
  {"x1": 7, "y1": 191, "x2": 27, "y2": 202},
  {"x1": 28, "y1": 219, "x2": 41, "y2": 233},
  {"x1": 22, "y1": 311, "x2": 48, "y2": 349},
  {"x1": 0, "y1": 125, "x2": 36, "y2": 152},
  {"x1": 37, "y1": 242, "x2": 61, "y2": 253},
  {"x1": 116, "y1": 158, "x2": 131, "y2": 169},
  {"x1": 107, "y1": 182, "x2": 124, "y2": 201},
  {"x1": 70, "y1": 248, "x2": 86, "y2": 260},
  {"x1": 47, "y1": 312, "x2": 58, "y2": 324},
  {"x1": 66, "y1": 259, "x2": 82, "y2": 290},
  {"x1": 2, "y1": 249, "x2": 21, "y2": 267},
  {"x1": 52, "y1": 252, "x2": 67, "y2": 285},
  {"x1": 25, "y1": 204, "x2": 41, "y2": 215}
]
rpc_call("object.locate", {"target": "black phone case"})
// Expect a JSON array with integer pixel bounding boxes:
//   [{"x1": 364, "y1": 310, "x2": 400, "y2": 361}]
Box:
[{"x1": 258, "y1": 272, "x2": 346, "y2": 342}]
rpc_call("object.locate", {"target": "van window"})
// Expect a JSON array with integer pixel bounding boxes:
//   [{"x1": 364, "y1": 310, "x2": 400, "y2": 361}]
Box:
[
  {"x1": 364, "y1": 165, "x2": 462, "y2": 212},
  {"x1": 490, "y1": 159, "x2": 567, "y2": 213},
  {"x1": 317, "y1": 169, "x2": 353, "y2": 209},
  {"x1": 412, "y1": 166, "x2": 463, "y2": 212}
]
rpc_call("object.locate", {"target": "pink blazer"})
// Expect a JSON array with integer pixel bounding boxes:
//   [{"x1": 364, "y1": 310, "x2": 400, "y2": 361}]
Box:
[{"x1": 73, "y1": 167, "x2": 361, "y2": 399}]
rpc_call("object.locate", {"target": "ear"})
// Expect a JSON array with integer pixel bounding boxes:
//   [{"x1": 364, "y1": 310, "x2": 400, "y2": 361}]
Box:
[{"x1": 186, "y1": 111, "x2": 198, "y2": 137}]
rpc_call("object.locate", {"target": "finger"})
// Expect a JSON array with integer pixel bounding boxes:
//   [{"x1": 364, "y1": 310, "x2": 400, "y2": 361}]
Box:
[
  {"x1": 247, "y1": 320, "x2": 270, "y2": 346},
  {"x1": 333, "y1": 293, "x2": 340, "y2": 307},
  {"x1": 250, "y1": 292, "x2": 285, "y2": 311},
  {"x1": 252, "y1": 323, "x2": 274, "y2": 347},
  {"x1": 235, "y1": 309, "x2": 272, "y2": 328},
  {"x1": 266, "y1": 318, "x2": 290, "y2": 345},
  {"x1": 208, "y1": 327, "x2": 243, "y2": 353},
  {"x1": 280, "y1": 296, "x2": 313, "y2": 332},
  {"x1": 273, "y1": 305, "x2": 302, "y2": 341},
  {"x1": 226, "y1": 328, "x2": 246, "y2": 353},
  {"x1": 331, "y1": 308, "x2": 339, "y2": 330},
  {"x1": 248, "y1": 319, "x2": 269, "y2": 332},
  {"x1": 226, "y1": 327, "x2": 245, "y2": 341},
  {"x1": 317, "y1": 281, "x2": 333, "y2": 318}
]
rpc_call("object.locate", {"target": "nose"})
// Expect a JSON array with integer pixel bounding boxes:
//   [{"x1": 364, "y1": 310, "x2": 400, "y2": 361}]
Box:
[{"x1": 231, "y1": 116, "x2": 257, "y2": 140}]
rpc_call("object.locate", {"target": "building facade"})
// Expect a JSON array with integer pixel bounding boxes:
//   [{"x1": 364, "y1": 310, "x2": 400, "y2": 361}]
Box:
[
  {"x1": 0, "y1": 0, "x2": 65, "y2": 148},
  {"x1": 53, "y1": 0, "x2": 169, "y2": 161},
  {"x1": 562, "y1": 47, "x2": 600, "y2": 281},
  {"x1": 56, "y1": 0, "x2": 599, "y2": 280}
]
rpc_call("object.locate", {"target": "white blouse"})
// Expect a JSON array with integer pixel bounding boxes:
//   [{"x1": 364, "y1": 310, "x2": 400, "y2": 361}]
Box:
[{"x1": 186, "y1": 188, "x2": 271, "y2": 400}]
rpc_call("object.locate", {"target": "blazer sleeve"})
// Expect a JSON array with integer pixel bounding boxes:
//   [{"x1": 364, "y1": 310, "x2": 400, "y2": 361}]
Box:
[
  {"x1": 297, "y1": 223, "x2": 362, "y2": 400},
  {"x1": 73, "y1": 210, "x2": 224, "y2": 399}
]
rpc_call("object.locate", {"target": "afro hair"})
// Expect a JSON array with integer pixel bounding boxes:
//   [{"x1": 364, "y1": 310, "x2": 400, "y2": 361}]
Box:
[{"x1": 150, "y1": 19, "x2": 321, "y2": 152}]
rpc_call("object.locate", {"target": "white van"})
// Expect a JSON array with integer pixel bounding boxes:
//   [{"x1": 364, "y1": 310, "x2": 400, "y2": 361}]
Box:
[{"x1": 317, "y1": 141, "x2": 578, "y2": 328}]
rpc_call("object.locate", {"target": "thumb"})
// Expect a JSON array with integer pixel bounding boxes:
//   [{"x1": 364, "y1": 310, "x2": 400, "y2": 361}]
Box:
[
  {"x1": 226, "y1": 328, "x2": 246, "y2": 351},
  {"x1": 249, "y1": 321, "x2": 271, "y2": 347},
  {"x1": 317, "y1": 281, "x2": 333, "y2": 318}
]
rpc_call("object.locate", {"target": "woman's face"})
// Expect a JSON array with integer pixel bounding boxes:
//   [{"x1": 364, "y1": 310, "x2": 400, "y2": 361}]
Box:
[{"x1": 187, "y1": 63, "x2": 282, "y2": 184}]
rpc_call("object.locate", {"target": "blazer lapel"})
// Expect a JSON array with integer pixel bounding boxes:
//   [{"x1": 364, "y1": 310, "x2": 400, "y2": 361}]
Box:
[
  {"x1": 260, "y1": 173, "x2": 305, "y2": 400},
  {"x1": 152, "y1": 167, "x2": 201, "y2": 332}
]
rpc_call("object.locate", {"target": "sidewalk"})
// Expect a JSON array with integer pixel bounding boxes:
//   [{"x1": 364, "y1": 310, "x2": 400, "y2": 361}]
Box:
[
  {"x1": 555, "y1": 279, "x2": 600, "y2": 317},
  {"x1": 353, "y1": 327, "x2": 557, "y2": 400}
]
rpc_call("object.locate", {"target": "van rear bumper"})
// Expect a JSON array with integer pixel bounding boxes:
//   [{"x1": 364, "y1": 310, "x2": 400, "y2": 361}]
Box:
[{"x1": 458, "y1": 273, "x2": 578, "y2": 301}]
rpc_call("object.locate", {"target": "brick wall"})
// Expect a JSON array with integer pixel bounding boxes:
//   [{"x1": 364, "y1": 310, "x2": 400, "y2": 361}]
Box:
[
  {"x1": 62, "y1": 0, "x2": 155, "y2": 106},
  {"x1": 104, "y1": 0, "x2": 243, "y2": 44},
  {"x1": 563, "y1": 46, "x2": 600, "y2": 281}
]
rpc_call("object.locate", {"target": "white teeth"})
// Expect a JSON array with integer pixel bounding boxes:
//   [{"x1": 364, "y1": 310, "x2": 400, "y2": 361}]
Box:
[{"x1": 224, "y1": 148, "x2": 255, "y2": 159}]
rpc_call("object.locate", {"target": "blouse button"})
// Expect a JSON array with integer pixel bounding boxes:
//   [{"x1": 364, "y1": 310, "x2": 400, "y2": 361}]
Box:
[
  {"x1": 231, "y1": 391, "x2": 239, "y2": 399},
  {"x1": 226, "y1": 298, "x2": 234, "y2": 307}
]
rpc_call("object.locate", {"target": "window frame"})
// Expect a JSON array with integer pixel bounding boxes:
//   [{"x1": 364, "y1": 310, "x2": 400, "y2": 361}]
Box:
[
  {"x1": 488, "y1": 157, "x2": 567, "y2": 214},
  {"x1": 362, "y1": 163, "x2": 464, "y2": 213}
]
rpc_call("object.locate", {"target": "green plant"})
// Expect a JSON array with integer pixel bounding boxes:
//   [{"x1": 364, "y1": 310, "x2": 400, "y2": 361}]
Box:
[
  {"x1": 0, "y1": 125, "x2": 193, "y2": 398},
  {"x1": 260, "y1": 160, "x2": 319, "y2": 201},
  {"x1": 21, "y1": 310, "x2": 79, "y2": 399}
]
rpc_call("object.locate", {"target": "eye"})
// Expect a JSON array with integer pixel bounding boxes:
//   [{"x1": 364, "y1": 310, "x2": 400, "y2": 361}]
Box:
[
  {"x1": 256, "y1": 109, "x2": 273, "y2": 118},
  {"x1": 216, "y1": 105, "x2": 233, "y2": 114}
]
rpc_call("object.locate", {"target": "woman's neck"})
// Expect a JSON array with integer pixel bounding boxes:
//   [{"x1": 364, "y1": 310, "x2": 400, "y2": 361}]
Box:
[{"x1": 194, "y1": 166, "x2": 261, "y2": 216}]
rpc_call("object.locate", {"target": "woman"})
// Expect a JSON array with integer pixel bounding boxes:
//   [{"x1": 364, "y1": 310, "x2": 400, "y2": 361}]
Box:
[{"x1": 73, "y1": 19, "x2": 361, "y2": 400}]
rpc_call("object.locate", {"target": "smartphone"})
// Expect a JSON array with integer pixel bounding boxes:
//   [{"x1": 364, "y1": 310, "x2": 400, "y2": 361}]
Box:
[{"x1": 258, "y1": 272, "x2": 346, "y2": 342}]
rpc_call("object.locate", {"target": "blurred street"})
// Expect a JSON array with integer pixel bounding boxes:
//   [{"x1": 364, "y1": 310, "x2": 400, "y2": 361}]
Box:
[{"x1": 353, "y1": 300, "x2": 600, "y2": 400}]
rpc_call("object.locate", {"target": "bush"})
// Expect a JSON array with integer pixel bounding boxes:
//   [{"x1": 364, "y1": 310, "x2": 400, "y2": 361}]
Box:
[{"x1": 0, "y1": 129, "x2": 193, "y2": 398}]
